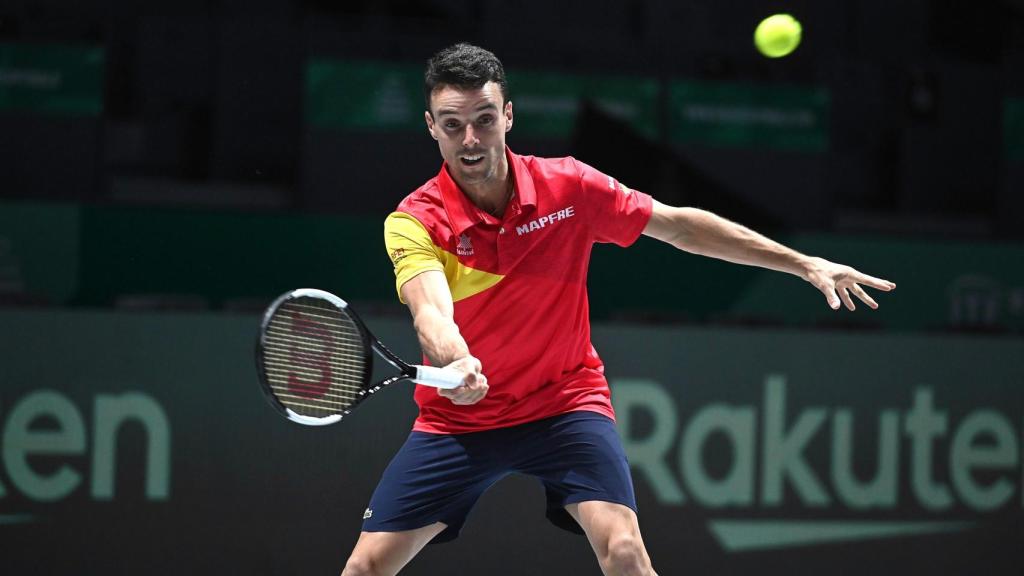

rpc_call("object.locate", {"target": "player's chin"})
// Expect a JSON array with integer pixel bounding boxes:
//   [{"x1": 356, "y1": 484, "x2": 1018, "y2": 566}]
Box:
[{"x1": 454, "y1": 170, "x2": 484, "y2": 185}]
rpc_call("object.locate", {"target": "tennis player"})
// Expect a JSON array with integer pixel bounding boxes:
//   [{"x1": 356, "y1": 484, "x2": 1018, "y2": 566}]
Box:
[{"x1": 341, "y1": 43, "x2": 895, "y2": 576}]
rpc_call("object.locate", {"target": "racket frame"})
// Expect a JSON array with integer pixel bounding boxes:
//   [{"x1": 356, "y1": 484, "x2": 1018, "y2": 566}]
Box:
[{"x1": 255, "y1": 288, "x2": 425, "y2": 426}]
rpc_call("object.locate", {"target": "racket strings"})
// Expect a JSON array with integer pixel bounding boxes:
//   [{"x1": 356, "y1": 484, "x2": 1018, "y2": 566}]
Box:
[
  {"x1": 261, "y1": 297, "x2": 369, "y2": 417},
  {"x1": 262, "y1": 332, "x2": 365, "y2": 354},
  {"x1": 260, "y1": 352, "x2": 364, "y2": 382},
  {"x1": 260, "y1": 342, "x2": 366, "y2": 375}
]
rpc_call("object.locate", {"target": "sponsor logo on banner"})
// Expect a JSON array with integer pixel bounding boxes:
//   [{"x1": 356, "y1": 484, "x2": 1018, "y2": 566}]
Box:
[
  {"x1": 612, "y1": 375, "x2": 1021, "y2": 552},
  {"x1": 0, "y1": 390, "x2": 171, "y2": 524}
]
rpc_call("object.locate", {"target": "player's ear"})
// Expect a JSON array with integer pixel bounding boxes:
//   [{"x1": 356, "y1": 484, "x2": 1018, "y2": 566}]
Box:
[
  {"x1": 504, "y1": 101, "x2": 513, "y2": 132},
  {"x1": 425, "y1": 111, "x2": 438, "y2": 140}
]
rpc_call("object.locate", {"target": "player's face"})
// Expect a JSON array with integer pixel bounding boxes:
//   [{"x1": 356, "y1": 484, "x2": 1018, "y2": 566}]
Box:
[{"x1": 426, "y1": 82, "x2": 513, "y2": 188}]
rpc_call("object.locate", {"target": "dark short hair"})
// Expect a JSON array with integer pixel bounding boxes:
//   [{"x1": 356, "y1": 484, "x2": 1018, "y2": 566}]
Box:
[{"x1": 424, "y1": 43, "x2": 509, "y2": 112}]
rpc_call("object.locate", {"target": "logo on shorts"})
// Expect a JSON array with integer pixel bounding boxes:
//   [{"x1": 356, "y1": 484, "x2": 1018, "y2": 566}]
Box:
[
  {"x1": 363, "y1": 508, "x2": 373, "y2": 519},
  {"x1": 456, "y1": 233, "x2": 474, "y2": 256}
]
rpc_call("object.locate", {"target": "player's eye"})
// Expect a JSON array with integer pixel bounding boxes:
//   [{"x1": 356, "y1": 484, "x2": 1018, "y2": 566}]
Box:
[
  {"x1": 444, "y1": 120, "x2": 460, "y2": 129},
  {"x1": 477, "y1": 115, "x2": 494, "y2": 126}
]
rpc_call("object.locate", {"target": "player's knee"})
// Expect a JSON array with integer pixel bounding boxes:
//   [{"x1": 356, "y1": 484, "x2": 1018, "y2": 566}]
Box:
[
  {"x1": 341, "y1": 553, "x2": 385, "y2": 576},
  {"x1": 603, "y1": 532, "x2": 649, "y2": 575}
]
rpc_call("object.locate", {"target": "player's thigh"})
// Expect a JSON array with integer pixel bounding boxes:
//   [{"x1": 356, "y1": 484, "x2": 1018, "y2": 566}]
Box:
[
  {"x1": 566, "y1": 500, "x2": 644, "y2": 550},
  {"x1": 342, "y1": 523, "x2": 447, "y2": 576}
]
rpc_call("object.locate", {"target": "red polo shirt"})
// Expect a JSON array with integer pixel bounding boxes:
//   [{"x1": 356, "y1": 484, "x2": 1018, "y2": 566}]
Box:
[{"x1": 385, "y1": 148, "x2": 652, "y2": 434}]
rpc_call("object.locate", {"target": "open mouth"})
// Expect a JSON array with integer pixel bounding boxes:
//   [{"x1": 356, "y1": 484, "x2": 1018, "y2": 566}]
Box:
[{"x1": 460, "y1": 154, "x2": 484, "y2": 166}]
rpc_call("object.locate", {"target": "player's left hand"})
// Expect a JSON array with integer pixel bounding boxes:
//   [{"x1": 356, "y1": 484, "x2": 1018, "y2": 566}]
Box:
[{"x1": 802, "y1": 256, "x2": 896, "y2": 311}]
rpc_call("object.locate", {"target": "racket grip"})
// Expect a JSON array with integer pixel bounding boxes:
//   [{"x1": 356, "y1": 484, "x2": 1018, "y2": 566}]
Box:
[{"x1": 413, "y1": 365, "x2": 466, "y2": 389}]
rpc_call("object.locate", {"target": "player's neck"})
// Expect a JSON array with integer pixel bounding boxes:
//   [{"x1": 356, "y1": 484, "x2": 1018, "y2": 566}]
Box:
[{"x1": 455, "y1": 163, "x2": 513, "y2": 219}]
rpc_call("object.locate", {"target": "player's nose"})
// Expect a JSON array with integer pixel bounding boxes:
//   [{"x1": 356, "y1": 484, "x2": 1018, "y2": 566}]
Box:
[{"x1": 462, "y1": 124, "x2": 480, "y2": 147}]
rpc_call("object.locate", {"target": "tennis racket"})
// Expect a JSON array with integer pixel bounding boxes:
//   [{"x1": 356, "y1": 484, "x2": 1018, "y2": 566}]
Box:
[{"x1": 256, "y1": 288, "x2": 464, "y2": 426}]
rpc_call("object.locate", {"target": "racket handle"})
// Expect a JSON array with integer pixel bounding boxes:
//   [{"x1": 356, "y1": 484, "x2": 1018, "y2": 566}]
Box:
[{"x1": 412, "y1": 365, "x2": 465, "y2": 389}]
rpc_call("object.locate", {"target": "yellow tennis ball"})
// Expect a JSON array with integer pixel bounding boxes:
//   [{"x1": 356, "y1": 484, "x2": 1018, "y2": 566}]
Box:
[{"x1": 754, "y1": 14, "x2": 802, "y2": 58}]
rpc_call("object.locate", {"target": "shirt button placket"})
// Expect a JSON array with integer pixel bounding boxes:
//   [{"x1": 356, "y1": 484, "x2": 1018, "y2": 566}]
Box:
[{"x1": 496, "y1": 224, "x2": 508, "y2": 272}]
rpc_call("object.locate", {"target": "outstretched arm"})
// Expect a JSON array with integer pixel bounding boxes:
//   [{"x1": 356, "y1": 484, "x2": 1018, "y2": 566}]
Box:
[
  {"x1": 642, "y1": 199, "x2": 895, "y2": 310},
  {"x1": 401, "y1": 270, "x2": 488, "y2": 404}
]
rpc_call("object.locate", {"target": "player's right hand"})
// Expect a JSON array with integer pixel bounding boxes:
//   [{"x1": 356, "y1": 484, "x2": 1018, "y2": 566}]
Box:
[{"x1": 437, "y1": 356, "x2": 488, "y2": 405}]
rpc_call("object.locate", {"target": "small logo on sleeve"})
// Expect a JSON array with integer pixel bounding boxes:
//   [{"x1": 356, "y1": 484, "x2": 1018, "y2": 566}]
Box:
[
  {"x1": 608, "y1": 175, "x2": 631, "y2": 195},
  {"x1": 363, "y1": 508, "x2": 373, "y2": 519},
  {"x1": 602, "y1": 175, "x2": 626, "y2": 194},
  {"x1": 456, "y1": 233, "x2": 474, "y2": 256},
  {"x1": 389, "y1": 247, "x2": 406, "y2": 266}
]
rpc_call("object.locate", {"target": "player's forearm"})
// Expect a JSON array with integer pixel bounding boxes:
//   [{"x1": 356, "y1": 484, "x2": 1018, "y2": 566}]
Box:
[
  {"x1": 669, "y1": 207, "x2": 810, "y2": 279},
  {"x1": 412, "y1": 306, "x2": 472, "y2": 367}
]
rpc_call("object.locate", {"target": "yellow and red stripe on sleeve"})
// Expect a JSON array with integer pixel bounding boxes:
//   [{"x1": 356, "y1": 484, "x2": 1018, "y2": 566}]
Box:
[{"x1": 384, "y1": 211, "x2": 503, "y2": 304}]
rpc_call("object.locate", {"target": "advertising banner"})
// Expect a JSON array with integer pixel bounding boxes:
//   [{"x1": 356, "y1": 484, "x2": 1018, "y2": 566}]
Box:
[
  {"x1": 0, "y1": 203, "x2": 79, "y2": 304},
  {"x1": 306, "y1": 59, "x2": 424, "y2": 132},
  {"x1": 506, "y1": 70, "x2": 659, "y2": 139},
  {"x1": 1, "y1": 309, "x2": 1020, "y2": 574},
  {"x1": 668, "y1": 80, "x2": 830, "y2": 152},
  {"x1": 0, "y1": 43, "x2": 104, "y2": 117},
  {"x1": 601, "y1": 325, "x2": 1023, "y2": 575},
  {"x1": 304, "y1": 58, "x2": 659, "y2": 139}
]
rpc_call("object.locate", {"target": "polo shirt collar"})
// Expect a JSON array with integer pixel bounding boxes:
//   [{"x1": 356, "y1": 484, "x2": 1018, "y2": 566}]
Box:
[{"x1": 437, "y1": 147, "x2": 537, "y2": 235}]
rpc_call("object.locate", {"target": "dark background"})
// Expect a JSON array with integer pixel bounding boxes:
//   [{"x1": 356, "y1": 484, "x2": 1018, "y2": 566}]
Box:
[{"x1": 2, "y1": 0, "x2": 1022, "y2": 234}]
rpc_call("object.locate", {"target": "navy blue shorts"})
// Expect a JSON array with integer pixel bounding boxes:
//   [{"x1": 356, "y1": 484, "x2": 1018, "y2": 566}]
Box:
[{"x1": 361, "y1": 410, "x2": 636, "y2": 543}]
